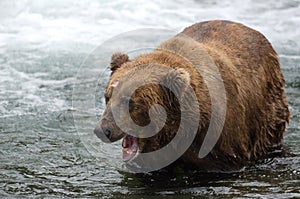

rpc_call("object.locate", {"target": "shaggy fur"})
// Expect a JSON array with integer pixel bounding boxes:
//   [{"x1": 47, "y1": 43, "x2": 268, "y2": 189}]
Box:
[{"x1": 98, "y1": 20, "x2": 290, "y2": 172}]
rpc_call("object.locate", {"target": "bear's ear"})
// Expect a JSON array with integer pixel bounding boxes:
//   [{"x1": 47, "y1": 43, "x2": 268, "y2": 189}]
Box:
[
  {"x1": 110, "y1": 51, "x2": 130, "y2": 71},
  {"x1": 161, "y1": 68, "x2": 191, "y2": 98}
]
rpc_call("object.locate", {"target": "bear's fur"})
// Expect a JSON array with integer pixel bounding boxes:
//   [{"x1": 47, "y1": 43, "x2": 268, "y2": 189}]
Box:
[{"x1": 95, "y1": 20, "x2": 290, "y2": 172}]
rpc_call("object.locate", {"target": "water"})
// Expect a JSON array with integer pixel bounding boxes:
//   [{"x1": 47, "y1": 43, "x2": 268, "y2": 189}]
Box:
[{"x1": 0, "y1": 0, "x2": 299, "y2": 198}]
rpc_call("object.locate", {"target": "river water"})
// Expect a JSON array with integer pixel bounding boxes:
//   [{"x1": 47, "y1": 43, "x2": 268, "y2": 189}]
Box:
[{"x1": 0, "y1": 0, "x2": 299, "y2": 198}]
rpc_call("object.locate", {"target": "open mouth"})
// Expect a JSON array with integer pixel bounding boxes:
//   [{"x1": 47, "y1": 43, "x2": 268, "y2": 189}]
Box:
[{"x1": 122, "y1": 134, "x2": 139, "y2": 162}]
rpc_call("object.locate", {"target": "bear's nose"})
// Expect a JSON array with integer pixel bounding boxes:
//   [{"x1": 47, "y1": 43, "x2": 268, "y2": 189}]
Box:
[
  {"x1": 104, "y1": 128, "x2": 111, "y2": 138},
  {"x1": 94, "y1": 122, "x2": 112, "y2": 143}
]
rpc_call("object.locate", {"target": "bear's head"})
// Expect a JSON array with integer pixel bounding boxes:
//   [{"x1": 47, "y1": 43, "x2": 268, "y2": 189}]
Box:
[{"x1": 94, "y1": 51, "x2": 195, "y2": 163}]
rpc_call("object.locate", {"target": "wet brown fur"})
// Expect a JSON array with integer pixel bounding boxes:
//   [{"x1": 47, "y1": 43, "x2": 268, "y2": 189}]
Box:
[{"x1": 101, "y1": 20, "x2": 290, "y2": 172}]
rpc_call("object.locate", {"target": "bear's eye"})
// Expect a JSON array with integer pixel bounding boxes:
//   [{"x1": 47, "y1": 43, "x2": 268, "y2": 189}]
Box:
[
  {"x1": 120, "y1": 97, "x2": 135, "y2": 112},
  {"x1": 129, "y1": 99, "x2": 134, "y2": 113}
]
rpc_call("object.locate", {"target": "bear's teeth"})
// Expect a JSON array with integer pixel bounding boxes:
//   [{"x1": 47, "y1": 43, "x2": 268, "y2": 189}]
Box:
[{"x1": 122, "y1": 147, "x2": 132, "y2": 154}]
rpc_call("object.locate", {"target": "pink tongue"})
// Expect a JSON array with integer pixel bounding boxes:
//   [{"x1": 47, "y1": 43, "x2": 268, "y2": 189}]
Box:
[
  {"x1": 122, "y1": 136, "x2": 131, "y2": 148},
  {"x1": 122, "y1": 135, "x2": 138, "y2": 162}
]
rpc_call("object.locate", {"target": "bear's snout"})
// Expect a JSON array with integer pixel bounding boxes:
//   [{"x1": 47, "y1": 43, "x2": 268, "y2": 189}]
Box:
[
  {"x1": 94, "y1": 120, "x2": 111, "y2": 143},
  {"x1": 94, "y1": 119, "x2": 125, "y2": 143}
]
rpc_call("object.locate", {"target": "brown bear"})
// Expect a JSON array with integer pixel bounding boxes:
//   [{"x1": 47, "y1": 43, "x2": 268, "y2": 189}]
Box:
[{"x1": 94, "y1": 20, "x2": 290, "y2": 172}]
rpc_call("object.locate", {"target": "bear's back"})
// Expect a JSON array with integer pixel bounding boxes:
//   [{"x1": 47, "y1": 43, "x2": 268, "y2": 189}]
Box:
[
  {"x1": 180, "y1": 20, "x2": 290, "y2": 166},
  {"x1": 181, "y1": 20, "x2": 275, "y2": 72}
]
